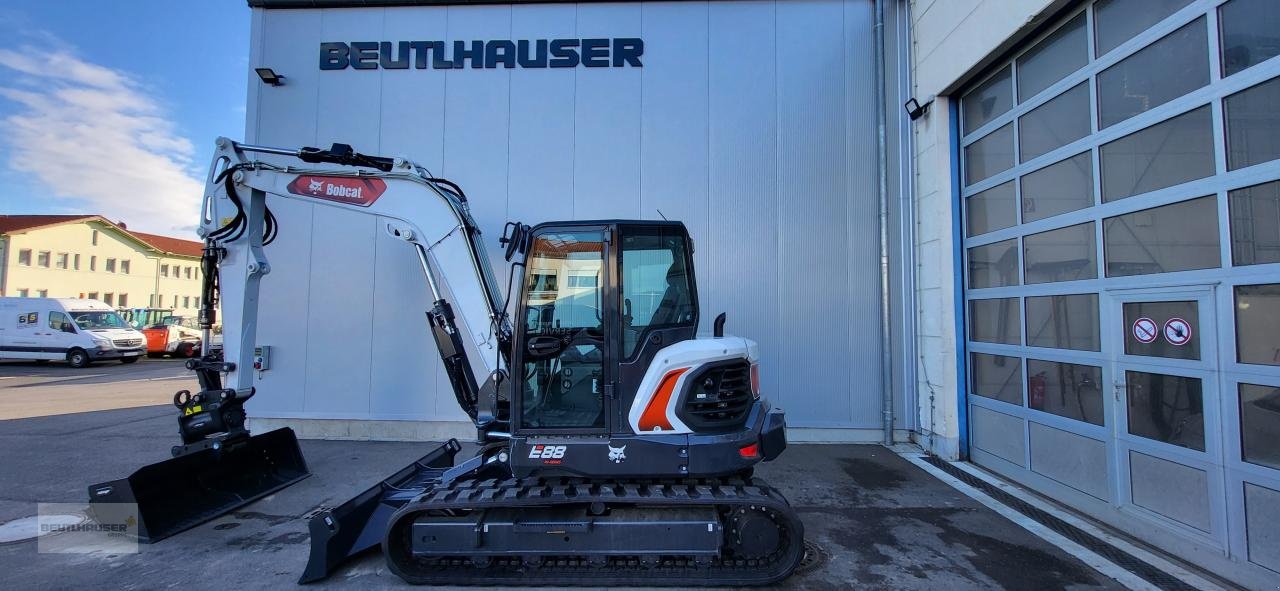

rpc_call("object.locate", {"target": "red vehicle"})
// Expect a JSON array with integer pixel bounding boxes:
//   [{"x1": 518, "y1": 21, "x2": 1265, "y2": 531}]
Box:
[{"x1": 141, "y1": 316, "x2": 201, "y2": 358}]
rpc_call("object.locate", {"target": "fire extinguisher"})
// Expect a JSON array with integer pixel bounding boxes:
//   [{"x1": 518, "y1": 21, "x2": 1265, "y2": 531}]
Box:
[{"x1": 1029, "y1": 372, "x2": 1046, "y2": 408}]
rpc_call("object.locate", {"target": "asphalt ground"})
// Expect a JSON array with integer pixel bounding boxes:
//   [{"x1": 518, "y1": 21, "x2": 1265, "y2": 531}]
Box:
[{"x1": 0, "y1": 362, "x2": 1126, "y2": 589}]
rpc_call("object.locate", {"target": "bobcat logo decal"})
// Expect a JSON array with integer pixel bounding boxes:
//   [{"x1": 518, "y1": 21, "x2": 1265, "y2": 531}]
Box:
[
  {"x1": 607, "y1": 444, "x2": 626, "y2": 463},
  {"x1": 307, "y1": 178, "x2": 325, "y2": 193}
]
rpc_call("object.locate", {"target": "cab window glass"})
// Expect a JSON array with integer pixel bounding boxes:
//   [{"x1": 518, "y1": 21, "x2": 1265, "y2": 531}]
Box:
[
  {"x1": 48, "y1": 311, "x2": 74, "y2": 333},
  {"x1": 621, "y1": 227, "x2": 695, "y2": 358}
]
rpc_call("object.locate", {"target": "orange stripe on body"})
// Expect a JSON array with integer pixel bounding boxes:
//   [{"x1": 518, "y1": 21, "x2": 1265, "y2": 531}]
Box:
[{"x1": 638, "y1": 367, "x2": 690, "y2": 432}]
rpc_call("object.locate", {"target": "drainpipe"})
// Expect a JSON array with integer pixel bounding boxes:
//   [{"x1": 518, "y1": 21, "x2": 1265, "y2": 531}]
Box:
[{"x1": 873, "y1": 0, "x2": 894, "y2": 446}]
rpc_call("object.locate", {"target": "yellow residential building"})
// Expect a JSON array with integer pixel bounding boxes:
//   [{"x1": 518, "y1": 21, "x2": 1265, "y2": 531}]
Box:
[{"x1": 0, "y1": 215, "x2": 205, "y2": 314}]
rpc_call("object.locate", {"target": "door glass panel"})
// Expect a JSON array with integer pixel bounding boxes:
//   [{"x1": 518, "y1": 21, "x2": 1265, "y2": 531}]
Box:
[
  {"x1": 1235, "y1": 284, "x2": 1280, "y2": 366},
  {"x1": 620, "y1": 226, "x2": 695, "y2": 359},
  {"x1": 1126, "y1": 370, "x2": 1205, "y2": 451},
  {"x1": 1019, "y1": 82, "x2": 1090, "y2": 162},
  {"x1": 965, "y1": 124, "x2": 1015, "y2": 186},
  {"x1": 1025, "y1": 293, "x2": 1100, "y2": 351},
  {"x1": 966, "y1": 181, "x2": 1017, "y2": 237},
  {"x1": 1224, "y1": 76, "x2": 1280, "y2": 171},
  {"x1": 970, "y1": 298, "x2": 1020, "y2": 345},
  {"x1": 1017, "y1": 13, "x2": 1088, "y2": 102},
  {"x1": 1023, "y1": 222, "x2": 1097, "y2": 284},
  {"x1": 520, "y1": 230, "x2": 606, "y2": 429},
  {"x1": 1103, "y1": 196, "x2": 1220, "y2": 277},
  {"x1": 1229, "y1": 180, "x2": 1280, "y2": 266},
  {"x1": 968, "y1": 239, "x2": 1020, "y2": 289},
  {"x1": 1027, "y1": 359, "x2": 1104, "y2": 425},
  {"x1": 1123, "y1": 301, "x2": 1200, "y2": 360},
  {"x1": 1240, "y1": 382, "x2": 1280, "y2": 470},
  {"x1": 1219, "y1": 0, "x2": 1280, "y2": 77},
  {"x1": 1094, "y1": 0, "x2": 1194, "y2": 57},
  {"x1": 1100, "y1": 105, "x2": 1215, "y2": 202},
  {"x1": 962, "y1": 66, "x2": 1013, "y2": 135},
  {"x1": 1097, "y1": 17, "x2": 1209, "y2": 129},
  {"x1": 1021, "y1": 152, "x2": 1094, "y2": 223},
  {"x1": 971, "y1": 353, "x2": 1023, "y2": 405}
]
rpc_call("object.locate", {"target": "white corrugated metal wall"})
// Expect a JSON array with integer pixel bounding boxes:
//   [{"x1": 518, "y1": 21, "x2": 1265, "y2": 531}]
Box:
[{"x1": 244, "y1": 0, "x2": 892, "y2": 434}]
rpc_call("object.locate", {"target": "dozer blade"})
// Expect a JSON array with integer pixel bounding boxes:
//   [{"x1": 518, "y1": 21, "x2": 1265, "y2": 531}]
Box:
[
  {"x1": 299, "y1": 438, "x2": 461, "y2": 584},
  {"x1": 87, "y1": 427, "x2": 309, "y2": 543}
]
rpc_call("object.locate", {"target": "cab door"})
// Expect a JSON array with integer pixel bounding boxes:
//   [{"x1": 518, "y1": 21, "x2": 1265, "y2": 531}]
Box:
[{"x1": 513, "y1": 226, "x2": 613, "y2": 434}]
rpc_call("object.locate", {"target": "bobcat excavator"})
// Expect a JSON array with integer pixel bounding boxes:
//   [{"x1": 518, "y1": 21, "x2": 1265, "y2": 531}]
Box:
[{"x1": 91, "y1": 137, "x2": 802, "y2": 586}]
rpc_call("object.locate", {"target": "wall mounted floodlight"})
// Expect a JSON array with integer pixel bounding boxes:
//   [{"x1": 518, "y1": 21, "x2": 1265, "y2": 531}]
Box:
[
  {"x1": 255, "y1": 68, "x2": 285, "y2": 86},
  {"x1": 904, "y1": 97, "x2": 933, "y2": 121}
]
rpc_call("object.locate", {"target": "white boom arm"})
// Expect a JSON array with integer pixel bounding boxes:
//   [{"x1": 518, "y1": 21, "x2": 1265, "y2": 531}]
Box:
[{"x1": 198, "y1": 137, "x2": 508, "y2": 410}]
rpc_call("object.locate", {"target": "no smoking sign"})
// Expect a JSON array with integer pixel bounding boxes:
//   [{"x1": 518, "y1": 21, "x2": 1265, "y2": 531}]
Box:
[{"x1": 1132, "y1": 317, "x2": 1158, "y2": 344}]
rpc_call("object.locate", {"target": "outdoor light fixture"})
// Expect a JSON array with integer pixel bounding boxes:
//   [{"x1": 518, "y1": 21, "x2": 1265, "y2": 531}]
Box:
[
  {"x1": 904, "y1": 96, "x2": 933, "y2": 121},
  {"x1": 255, "y1": 68, "x2": 285, "y2": 86}
]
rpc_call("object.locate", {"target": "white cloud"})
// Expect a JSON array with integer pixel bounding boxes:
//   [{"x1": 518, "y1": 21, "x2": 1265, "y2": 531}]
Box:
[{"x1": 0, "y1": 45, "x2": 203, "y2": 236}]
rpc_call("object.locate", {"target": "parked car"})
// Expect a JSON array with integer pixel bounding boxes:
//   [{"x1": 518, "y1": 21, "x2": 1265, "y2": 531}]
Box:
[
  {"x1": 141, "y1": 315, "x2": 202, "y2": 358},
  {"x1": 0, "y1": 298, "x2": 146, "y2": 367}
]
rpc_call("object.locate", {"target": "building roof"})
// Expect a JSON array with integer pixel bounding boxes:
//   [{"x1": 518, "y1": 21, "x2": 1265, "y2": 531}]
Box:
[
  {"x1": 0, "y1": 214, "x2": 98, "y2": 234},
  {"x1": 0, "y1": 214, "x2": 202, "y2": 259},
  {"x1": 127, "y1": 230, "x2": 204, "y2": 258}
]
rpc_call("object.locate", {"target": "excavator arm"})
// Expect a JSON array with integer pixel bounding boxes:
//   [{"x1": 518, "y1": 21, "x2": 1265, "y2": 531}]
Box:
[{"x1": 199, "y1": 138, "x2": 513, "y2": 431}]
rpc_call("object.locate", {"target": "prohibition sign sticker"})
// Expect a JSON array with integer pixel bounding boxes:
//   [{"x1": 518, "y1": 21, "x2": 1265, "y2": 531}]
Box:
[
  {"x1": 1164, "y1": 317, "x2": 1192, "y2": 346},
  {"x1": 1132, "y1": 317, "x2": 1158, "y2": 344}
]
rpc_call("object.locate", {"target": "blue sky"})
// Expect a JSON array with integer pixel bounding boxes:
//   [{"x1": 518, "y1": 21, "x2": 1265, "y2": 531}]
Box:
[{"x1": 0, "y1": 1, "x2": 250, "y2": 236}]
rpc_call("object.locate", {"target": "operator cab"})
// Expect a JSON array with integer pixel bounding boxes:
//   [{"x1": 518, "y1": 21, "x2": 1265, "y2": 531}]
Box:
[{"x1": 513, "y1": 221, "x2": 697, "y2": 435}]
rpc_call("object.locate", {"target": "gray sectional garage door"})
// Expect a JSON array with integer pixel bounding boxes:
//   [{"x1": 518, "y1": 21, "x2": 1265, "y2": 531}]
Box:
[{"x1": 959, "y1": 0, "x2": 1280, "y2": 582}]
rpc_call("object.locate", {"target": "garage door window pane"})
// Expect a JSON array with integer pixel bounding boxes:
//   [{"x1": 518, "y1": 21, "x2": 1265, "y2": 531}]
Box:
[
  {"x1": 1100, "y1": 106, "x2": 1215, "y2": 202},
  {"x1": 963, "y1": 66, "x2": 1013, "y2": 135},
  {"x1": 1235, "y1": 284, "x2": 1280, "y2": 366},
  {"x1": 1024, "y1": 222, "x2": 1097, "y2": 284},
  {"x1": 1229, "y1": 180, "x2": 1280, "y2": 266},
  {"x1": 968, "y1": 239, "x2": 1020, "y2": 289},
  {"x1": 1019, "y1": 82, "x2": 1090, "y2": 162},
  {"x1": 1021, "y1": 152, "x2": 1094, "y2": 223},
  {"x1": 1220, "y1": 0, "x2": 1280, "y2": 77},
  {"x1": 967, "y1": 181, "x2": 1017, "y2": 236},
  {"x1": 970, "y1": 298, "x2": 1020, "y2": 345},
  {"x1": 1094, "y1": 0, "x2": 1194, "y2": 57},
  {"x1": 1027, "y1": 359, "x2": 1104, "y2": 426},
  {"x1": 1017, "y1": 13, "x2": 1088, "y2": 102},
  {"x1": 1123, "y1": 301, "x2": 1200, "y2": 360},
  {"x1": 1240, "y1": 382, "x2": 1280, "y2": 470},
  {"x1": 1103, "y1": 196, "x2": 1220, "y2": 277},
  {"x1": 1126, "y1": 370, "x2": 1205, "y2": 452},
  {"x1": 972, "y1": 353, "x2": 1023, "y2": 405},
  {"x1": 1225, "y1": 76, "x2": 1280, "y2": 171},
  {"x1": 1026, "y1": 293, "x2": 1100, "y2": 351},
  {"x1": 966, "y1": 124, "x2": 1014, "y2": 186},
  {"x1": 1098, "y1": 17, "x2": 1209, "y2": 129}
]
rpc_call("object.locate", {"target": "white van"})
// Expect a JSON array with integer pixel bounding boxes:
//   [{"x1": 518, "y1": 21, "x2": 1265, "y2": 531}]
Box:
[{"x1": 0, "y1": 298, "x2": 147, "y2": 368}]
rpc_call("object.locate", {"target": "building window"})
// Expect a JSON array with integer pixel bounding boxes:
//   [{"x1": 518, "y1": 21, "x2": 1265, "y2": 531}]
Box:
[
  {"x1": 969, "y1": 298, "x2": 1020, "y2": 345},
  {"x1": 1239, "y1": 382, "x2": 1280, "y2": 470},
  {"x1": 965, "y1": 123, "x2": 1015, "y2": 186},
  {"x1": 185, "y1": 266, "x2": 192, "y2": 279},
  {"x1": 37, "y1": 251, "x2": 50, "y2": 267},
  {"x1": 104, "y1": 293, "x2": 114, "y2": 306},
  {"x1": 1023, "y1": 222, "x2": 1098, "y2": 284},
  {"x1": 183, "y1": 296, "x2": 190, "y2": 308},
  {"x1": 966, "y1": 181, "x2": 1017, "y2": 237},
  {"x1": 118, "y1": 293, "x2": 128, "y2": 307},
  {"x1": 194, "y1": 297, "x2": 200, "y2": 308},
  {"x1": 1229, "y1": 181, "x2": 1280, "y2": 266},
  {"x1": 1094, "y1": 0, "x2": 1194, "y2": 57},
  {"x1": 18, "y1": 249, "x2": 31, "y2": 266},
  {"x1": 172, "y1": 295, "x2": 178, "y2": 308},
  {"x1": 120, "y1": 260, "x2": 130, "y2": 274},
  {"x1": 161, "y1": 264, "x2": 169, "y2": 277},
  {"x1": 971, "y1": 353, "x2": 1024, "y2": 405},
  {"x1": 1016, "y1": 12, "x2": 1088, "y2": 103},
  {"x1": 55, "y1": 253, "x2": 69, "y2": 269},
  {"x1": 17, "y1": 288, "x2": 28, "y2": 297},
  {"x1": 88, "y1": 292, "x2": 98, "y2": 300},
  {"x1": 1126, "y1": 370, "x2": 1205, "y2": 451},
  {"x1": 105, "y1": 258, "x2": 116, "y2": 273},
  {"x1": 1099, "y1": 106, "x2": 1215, "y2": 202},
  {"x1": 1096, "y1": 17, "x2": 1209, "y2": 129},
  {"x1": 37, "y1": 289, "x2": 47, "y2": 298},
  {"x1": 1027, "y1": 359, "x2": 1104, "y2": 426},
  {"x1": 91, "y1": 229, "x2": 98, "y2": 245},
  {"x1": 962, "y1": 65, "x2": 1013, "y2": 134},
  {"x1": 73, "y1": 254, "x2": 81, "y2": 270},
  {"x1": 1224, "y1": 75, "x2": 1280, "y2": 171},
  {"x1": 1235, "y1": 284, "x2": 1280, "y2": 366},
  {"x1": 1103, "y1": 196, "x2": 1220, "y2": 277},
  {"x1": 1220, "y1": 0, "x2": 1280, "y2": 77},
  {"x1": 1025, "y1": 294, "x2": 1100, "y2": 351},
  {"x1": 90, "y1": 256, "x2": 97, "y2": 271},
  {"x1": 968, "y1": 239, "x2": 1020, "y2": 289}
]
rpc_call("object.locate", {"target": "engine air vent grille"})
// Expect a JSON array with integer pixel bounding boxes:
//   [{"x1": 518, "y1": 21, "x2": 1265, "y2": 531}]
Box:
[{"x1": 679, "y1": 361, "x2": 753, "y2": 432}]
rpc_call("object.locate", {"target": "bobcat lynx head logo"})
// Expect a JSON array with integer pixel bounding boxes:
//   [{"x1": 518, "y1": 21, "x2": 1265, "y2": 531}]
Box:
[
  {"x1": 307, "y1": 178, "x2": 325, "y2": 193},
  {"x1": 607, "y1": 444, "x2": 626, "y2": 463}
]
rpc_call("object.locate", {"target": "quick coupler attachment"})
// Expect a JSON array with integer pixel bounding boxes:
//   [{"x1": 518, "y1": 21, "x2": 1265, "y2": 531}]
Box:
[{"x1": 299, "y1": 439, "x2": 462, "y2": 584}]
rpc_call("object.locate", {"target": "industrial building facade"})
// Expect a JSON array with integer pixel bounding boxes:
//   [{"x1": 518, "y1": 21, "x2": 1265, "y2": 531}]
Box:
[{"x1": 243, "y1": 0, "x2": 1277, "y2": 586}]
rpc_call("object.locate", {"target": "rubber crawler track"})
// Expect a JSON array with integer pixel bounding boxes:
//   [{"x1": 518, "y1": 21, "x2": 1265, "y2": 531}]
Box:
[{"x1": 382, "y1": 476, "x2": 805, "y2": 587}]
